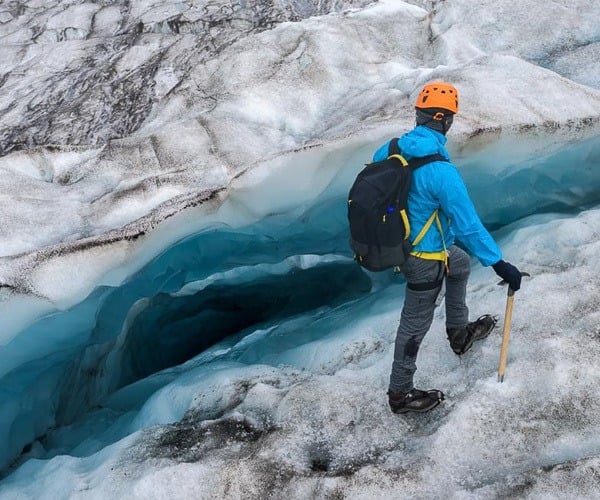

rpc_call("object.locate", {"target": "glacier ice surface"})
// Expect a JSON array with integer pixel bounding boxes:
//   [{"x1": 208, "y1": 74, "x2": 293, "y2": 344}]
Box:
[{"x1": 1, "y1": 0, "x2": 600, "y2": 497}]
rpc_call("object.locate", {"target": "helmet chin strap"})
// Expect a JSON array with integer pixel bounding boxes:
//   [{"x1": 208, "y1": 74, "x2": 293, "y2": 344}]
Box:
[{"x1": 441, "y1": 116, "x2": 452, "y2": 134}]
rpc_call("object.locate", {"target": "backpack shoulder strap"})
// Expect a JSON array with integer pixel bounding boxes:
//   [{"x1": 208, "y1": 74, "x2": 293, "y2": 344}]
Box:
[
  {"x1": 387, "y1": 137, "x2": 401, "y2": 156},
  {"x1": 409, "y1": 153, "x2": 451, "y2": 263},
  {"x1": 386, "y1": 138, "x2": 447, "y2": 169},
  {"x1": 408, "y1": 154, "x2": 448, "y2": 169}
]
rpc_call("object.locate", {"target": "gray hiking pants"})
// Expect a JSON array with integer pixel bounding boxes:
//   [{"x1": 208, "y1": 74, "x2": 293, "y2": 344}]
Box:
[{"x1": 389, "y1": 245, "x2": 471, "y2": 394}]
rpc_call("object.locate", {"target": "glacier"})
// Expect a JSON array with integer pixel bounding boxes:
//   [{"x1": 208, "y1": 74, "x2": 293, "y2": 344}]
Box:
[{"x1": 1, "y1": 0, "x2": 600, "y2": 498}]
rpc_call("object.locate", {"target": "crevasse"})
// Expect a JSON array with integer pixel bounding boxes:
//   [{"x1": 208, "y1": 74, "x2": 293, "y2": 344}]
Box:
[{"x1": 0, "y1": 133, "x2": 599, "y2": 475}]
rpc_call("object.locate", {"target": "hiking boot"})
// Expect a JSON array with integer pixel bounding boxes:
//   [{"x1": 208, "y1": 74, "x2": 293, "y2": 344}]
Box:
[
  {"x1": 447, "y1": 314, "x2": 498, "y2": 355},
  {"x1": 388, "y1": 388, "x2": 445, "y2": 414}
]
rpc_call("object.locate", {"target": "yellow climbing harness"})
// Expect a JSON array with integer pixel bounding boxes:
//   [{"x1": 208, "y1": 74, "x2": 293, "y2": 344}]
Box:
[{"x1": 409, "y1": 209, "x2": 449, "y2": 267}]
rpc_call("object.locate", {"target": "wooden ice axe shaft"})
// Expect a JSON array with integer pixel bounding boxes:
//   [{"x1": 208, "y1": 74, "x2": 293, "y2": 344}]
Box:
[{"x1": 497, "y1": 288, "x2": 515, "y2": 383}]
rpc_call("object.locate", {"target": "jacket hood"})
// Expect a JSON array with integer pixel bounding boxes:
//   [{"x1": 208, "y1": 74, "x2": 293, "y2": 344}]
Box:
[{"x1": 398, "y1": 125, "x2": 449, "y2": 159}]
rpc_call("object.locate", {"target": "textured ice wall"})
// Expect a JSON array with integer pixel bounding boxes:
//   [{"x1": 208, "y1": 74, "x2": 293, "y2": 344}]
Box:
[{"x1": 0, "y1": 0, "x2": 373, "y2": 154}]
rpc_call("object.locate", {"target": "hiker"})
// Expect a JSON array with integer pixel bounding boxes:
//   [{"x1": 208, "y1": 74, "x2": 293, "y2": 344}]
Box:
[{"x1": 373, "y1": 82, "x2": 523, "y2": 414}]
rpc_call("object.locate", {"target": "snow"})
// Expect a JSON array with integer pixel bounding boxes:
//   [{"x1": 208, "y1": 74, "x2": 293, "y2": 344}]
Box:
[{"x1": 0, "y1": 0, "x2": 600, "y2": 498}]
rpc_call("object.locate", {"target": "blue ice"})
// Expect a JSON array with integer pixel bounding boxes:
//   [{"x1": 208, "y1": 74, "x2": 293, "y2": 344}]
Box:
[{"x1": 0, "y1": 133, "x2": 599, "y2": 479}]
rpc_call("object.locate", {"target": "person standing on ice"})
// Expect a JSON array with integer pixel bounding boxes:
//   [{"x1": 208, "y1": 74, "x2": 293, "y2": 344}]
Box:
[{"x1": 372, "y1": 82, "x2": 523, "y2": 414}]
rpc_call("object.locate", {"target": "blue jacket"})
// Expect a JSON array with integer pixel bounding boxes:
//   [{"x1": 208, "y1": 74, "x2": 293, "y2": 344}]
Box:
[{"x1": 373, "y1": 126, "x2": 501, "y2": 267}]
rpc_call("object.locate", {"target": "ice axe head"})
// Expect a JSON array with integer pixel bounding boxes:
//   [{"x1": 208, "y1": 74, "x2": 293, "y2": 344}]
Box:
[{"x1": 497, "y1": 272, "x2": 531, "y2": 296}]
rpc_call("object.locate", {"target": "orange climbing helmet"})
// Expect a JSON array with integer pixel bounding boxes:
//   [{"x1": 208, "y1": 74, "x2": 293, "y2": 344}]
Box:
[{"x1": 415, "y1": 82, "x2": 459, "y2": 114}]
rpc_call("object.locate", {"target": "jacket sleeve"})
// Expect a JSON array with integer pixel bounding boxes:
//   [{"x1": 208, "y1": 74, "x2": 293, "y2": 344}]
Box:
[{"x1": 434, "y1": 163, "x2": 502, "y2": 267}]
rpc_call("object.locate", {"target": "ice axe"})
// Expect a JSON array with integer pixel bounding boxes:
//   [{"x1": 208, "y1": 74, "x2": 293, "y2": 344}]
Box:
[{"x1": 497, "y1": 272, "x2": 530, "y2": 383}]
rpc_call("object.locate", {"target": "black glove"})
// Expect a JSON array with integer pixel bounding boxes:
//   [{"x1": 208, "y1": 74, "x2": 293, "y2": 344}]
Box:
[{"x1": 492, "y1": 260, "x2": 522, "y2": 291}]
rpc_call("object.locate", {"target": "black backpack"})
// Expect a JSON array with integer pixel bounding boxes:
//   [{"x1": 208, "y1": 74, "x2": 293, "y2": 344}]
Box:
[{"x1": 347, "y1": 138, "x2": 446, "y2": 272}]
